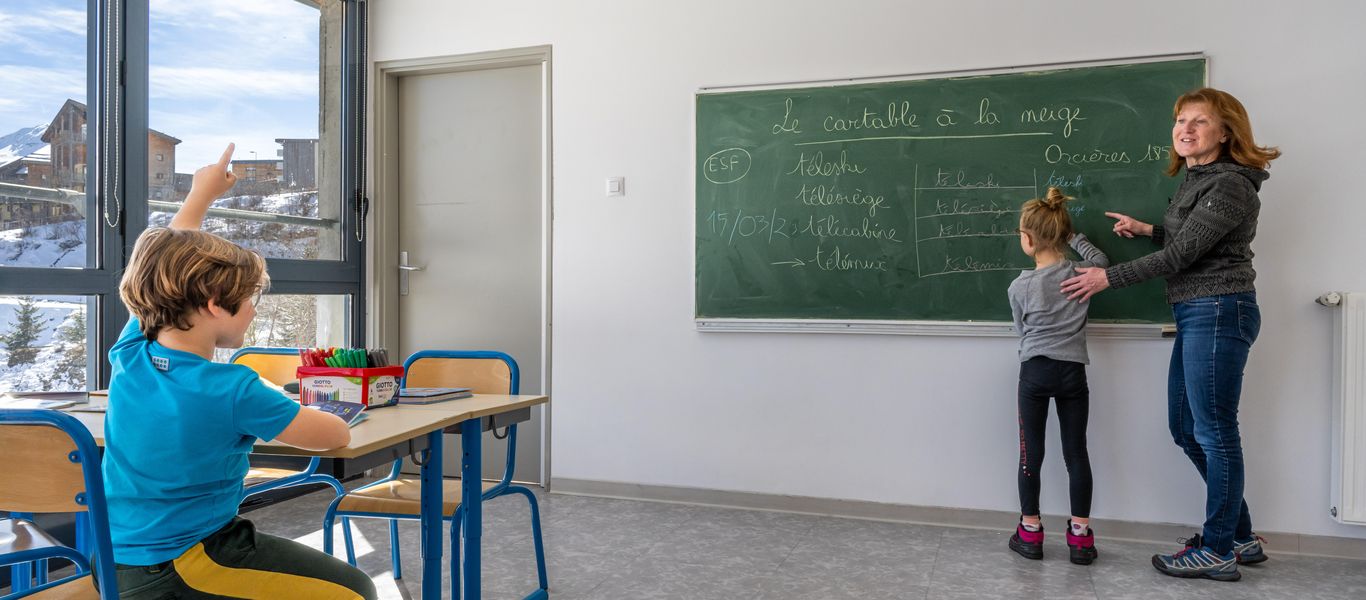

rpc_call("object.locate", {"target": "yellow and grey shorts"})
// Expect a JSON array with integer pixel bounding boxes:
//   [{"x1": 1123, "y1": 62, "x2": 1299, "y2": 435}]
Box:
[{"x1": 114, "y1": 518, "x2": 377, "y2": 600}]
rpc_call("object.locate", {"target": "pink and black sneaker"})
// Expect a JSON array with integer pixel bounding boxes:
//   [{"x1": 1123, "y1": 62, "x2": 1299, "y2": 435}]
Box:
[
  {"x1": 1066, "y1": 520, "x2": 1098, "y2": 565},
  {"x1": 1009, "y1": 521, "x2": 1044, "y2": 560}
]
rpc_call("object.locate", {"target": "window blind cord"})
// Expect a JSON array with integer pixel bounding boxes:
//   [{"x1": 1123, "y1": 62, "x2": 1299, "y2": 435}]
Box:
[
  {"x1": 101, "y1": 0, "x2": 122, "y2": 229},
  {"x1": 352, "y1": 0, "x2": 368, "y2": 243}
]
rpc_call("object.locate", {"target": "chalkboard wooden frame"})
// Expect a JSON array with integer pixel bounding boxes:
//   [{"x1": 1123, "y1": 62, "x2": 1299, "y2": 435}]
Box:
[{"x1": 694, "y1": 53, "x2": 1205, "y2": 338}]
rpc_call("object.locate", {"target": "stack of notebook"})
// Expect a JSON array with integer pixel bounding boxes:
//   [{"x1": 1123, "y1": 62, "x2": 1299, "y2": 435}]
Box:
[{"x1": 397, "y1": 387, "x2": 473, "y2": 404}]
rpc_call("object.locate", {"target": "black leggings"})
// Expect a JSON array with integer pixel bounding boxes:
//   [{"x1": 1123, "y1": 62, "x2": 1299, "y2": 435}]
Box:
[{"x1": 1018, "y1": 356, "x2": 1092, "y2": 518}]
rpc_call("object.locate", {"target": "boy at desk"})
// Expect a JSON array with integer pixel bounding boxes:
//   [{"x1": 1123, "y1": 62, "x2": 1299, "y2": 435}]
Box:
[{"x1": 102, "y1": 144, "x2": 377, "y2": 600}]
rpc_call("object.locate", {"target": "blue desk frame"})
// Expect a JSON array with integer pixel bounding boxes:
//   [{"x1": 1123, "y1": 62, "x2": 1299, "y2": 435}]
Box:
[
  {"x1": 419, "y1": 428, "x2": 444, "y2": 599},
  {"x1": 456, "y1": 412, "x2": 548, "y2": 600},
  {"x1": 460, "y1": 417, "x2": 484, "y2": 599}
]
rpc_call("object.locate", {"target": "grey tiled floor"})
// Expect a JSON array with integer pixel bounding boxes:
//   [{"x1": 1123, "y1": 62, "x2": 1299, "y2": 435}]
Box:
[{"x1": 250, "y1": 484, "x2": 1366, "y2": 600}]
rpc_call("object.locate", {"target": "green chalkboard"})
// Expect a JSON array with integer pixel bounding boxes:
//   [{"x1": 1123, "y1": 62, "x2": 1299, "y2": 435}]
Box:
[{"x1": 696, "y1": 58, "x2": 1205, "y2": 324}]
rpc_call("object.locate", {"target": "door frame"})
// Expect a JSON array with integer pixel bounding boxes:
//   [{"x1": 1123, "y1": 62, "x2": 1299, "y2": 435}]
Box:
[{"x1": 369, "y1": 46, "x2": 554, "y2": 486}]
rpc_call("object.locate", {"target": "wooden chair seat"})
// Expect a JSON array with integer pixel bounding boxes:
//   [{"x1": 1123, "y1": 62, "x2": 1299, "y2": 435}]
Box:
[
  {"x1": 22, "y1": 576, "x2": 102, "y2": 600},
  {"x1": 336, "y1": 479, "x2": 497, "y2": 516},
  {"x1": 243, "y1": 466, "x2": 306, "y2": 488}
]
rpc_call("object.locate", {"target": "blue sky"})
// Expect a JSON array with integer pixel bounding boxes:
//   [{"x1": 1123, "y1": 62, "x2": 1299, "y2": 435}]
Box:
[{"x1": 0, "y1": 0, "x2": 319, "y2": 170}]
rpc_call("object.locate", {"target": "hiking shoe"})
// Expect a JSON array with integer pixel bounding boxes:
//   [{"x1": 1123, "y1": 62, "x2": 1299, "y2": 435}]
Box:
[
  {"x1": 1065, "y1": 520, "x2": 1098, "y2": 565},
  {"x1": 1234, "y1": 534, "x2": 1268, "y2": 565},
  {"x1": 1183, "y1": 532, "x2": 1268, "y2": 566},
  {"x1": 1009, "y1": 522, "x2": 1043, "y2": 560},
  {"x1": 1152, "y1": 536, "x2": 1240, "y2": 582}
]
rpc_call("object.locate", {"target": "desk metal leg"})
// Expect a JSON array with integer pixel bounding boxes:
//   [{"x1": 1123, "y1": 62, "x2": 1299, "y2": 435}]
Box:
[
  {"x1": 461, "y1": 418, "x2": 483, "y2": 600},
  {"x1": 421, "y1": 429, "x2": 443, "y2": 600}
]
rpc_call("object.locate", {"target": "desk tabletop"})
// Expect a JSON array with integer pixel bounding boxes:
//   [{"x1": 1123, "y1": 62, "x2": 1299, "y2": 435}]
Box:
[{"x1": 66, "y1": 394, "x2": 548, "y2": 459}]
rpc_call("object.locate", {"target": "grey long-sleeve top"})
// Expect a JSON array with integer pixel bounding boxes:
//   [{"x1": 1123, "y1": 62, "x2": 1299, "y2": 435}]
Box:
[
  {"x1": 1008, "y1": 234, "x2": 1110, "y2": 364},
  {"x1": 1105, "y1": 158, "x2": 1269, "y2": 303}
]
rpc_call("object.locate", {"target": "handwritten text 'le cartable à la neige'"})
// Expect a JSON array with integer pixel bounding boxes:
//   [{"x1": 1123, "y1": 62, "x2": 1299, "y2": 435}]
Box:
[{"x1": 770, "y1": 95, "x2": 1172, "y2": 166}]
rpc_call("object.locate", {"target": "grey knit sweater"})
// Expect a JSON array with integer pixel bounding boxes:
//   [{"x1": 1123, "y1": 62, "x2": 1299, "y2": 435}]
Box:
[
  {"x1": 1105, "y1": 158, "x2": 1269, "y2": 303},
  {"x1": 1009, "y1": 234, "x2": 1110, "y2": 364}
]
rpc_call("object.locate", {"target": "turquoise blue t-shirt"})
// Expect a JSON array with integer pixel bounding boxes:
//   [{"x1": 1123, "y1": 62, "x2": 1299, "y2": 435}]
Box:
[{"x1": 103, "y1": 318, "x2": 300, "y2": 565}]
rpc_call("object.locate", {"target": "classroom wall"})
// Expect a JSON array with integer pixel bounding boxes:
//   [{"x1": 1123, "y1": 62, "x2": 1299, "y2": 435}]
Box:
[{"x1": 371, "y1": 0, "x2": 1366, "y2": 539}]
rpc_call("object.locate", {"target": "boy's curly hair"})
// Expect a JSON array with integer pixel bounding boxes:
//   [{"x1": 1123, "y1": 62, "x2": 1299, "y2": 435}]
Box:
[{"x1": 119, "y1": 228, "x2": 268, "y2": 340}]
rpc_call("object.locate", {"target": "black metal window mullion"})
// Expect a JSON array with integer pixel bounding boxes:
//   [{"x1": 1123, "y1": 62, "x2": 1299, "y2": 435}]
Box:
[
  {"x1": 340, "y1": 0, "x2": 369, "y2": 347},
  {"x1": 94, "y1": 0, "x2": 132, "y2": 387},
  {"x1": 96, "y1": 0, "x2": 146, "y2": 387}
]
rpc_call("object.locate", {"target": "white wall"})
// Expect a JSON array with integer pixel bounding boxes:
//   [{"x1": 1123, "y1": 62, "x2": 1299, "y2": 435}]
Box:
[{"x1": 372, "y1": 0, "x2": 1366, "y2": 539}]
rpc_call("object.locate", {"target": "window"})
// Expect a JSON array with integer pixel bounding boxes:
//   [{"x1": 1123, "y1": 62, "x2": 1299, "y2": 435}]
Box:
[
  {"x1": 0, "y1": 0, "x2": 92, "y2": 270},
  {"x1": 0, "y1": 295, "x2": 92, "y2": 391},
  {"x1": 147, "y1": 1, "x2": 342, "y2": 262},
  {"x1": 0, "y1": 0, "x2": 368, "y2": 391},
  {"x1": 212, "y1": 294, "x2": 349, "y2": 363}
]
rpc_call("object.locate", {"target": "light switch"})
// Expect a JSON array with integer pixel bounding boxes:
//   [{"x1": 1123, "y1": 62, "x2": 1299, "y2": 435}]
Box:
[{"x1": 606, "y1": 176, "x2": 625, "y2": 196}]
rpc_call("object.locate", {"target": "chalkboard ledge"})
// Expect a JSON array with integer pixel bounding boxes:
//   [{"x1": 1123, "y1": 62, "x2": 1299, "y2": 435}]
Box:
[{"x1": 695, "y1": 319, "x2": 1175, "y2": 339}]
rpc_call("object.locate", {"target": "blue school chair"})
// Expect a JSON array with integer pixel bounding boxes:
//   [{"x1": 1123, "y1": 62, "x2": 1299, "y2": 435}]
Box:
[
  {"x1": 0, "y1": 409, "x2": 118, "y2": 599},
  {"x1": 321, "y1": 350, "x2": 547, "y2": 599},
  {"x1": 229, "y1": 347, "x2": 355, "y2": 563}
]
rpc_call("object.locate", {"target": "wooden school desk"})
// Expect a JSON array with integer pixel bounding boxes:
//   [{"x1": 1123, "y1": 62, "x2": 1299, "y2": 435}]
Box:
[{"x1": 66, "y1": 393, "x2": 549, "y2": 600}]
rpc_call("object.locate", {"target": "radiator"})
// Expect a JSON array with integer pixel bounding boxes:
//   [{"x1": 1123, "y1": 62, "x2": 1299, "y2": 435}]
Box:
[{"x1": 1323, "y1": 292, "x2": 1366, "y2": 525}]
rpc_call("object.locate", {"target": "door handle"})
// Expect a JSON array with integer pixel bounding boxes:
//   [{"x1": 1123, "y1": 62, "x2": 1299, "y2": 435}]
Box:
[
  {"x1": 399, "y1": 251, "x2": 424, "y2": 296},
  {"x1": 399, "y1": 251, "x2": 425, "y2": 271}
]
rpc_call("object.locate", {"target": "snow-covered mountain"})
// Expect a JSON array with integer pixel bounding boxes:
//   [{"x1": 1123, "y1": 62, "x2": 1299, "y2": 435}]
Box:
[{"x1": 0, "y1": 124, "x2": 49, "y2": 168}]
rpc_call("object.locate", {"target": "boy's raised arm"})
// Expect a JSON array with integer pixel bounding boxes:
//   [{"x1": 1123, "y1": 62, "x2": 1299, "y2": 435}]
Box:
[{"x1": 170, "y1": 143, "x2": 237, "y2": 231}]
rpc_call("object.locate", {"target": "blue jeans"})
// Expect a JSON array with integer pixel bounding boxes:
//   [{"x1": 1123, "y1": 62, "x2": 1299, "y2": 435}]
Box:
[{"x1": 1168, "y1": 292, "x2": 1260, "y2": 555}]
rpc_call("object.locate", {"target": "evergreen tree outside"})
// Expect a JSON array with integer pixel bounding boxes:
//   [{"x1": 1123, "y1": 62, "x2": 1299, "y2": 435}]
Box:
[
  {"x1": 2, "y1": 296, "x2": 50, "y2": 367},
  {"x1": 43, "y1": 308, "x2": 87, "y2": 389}
]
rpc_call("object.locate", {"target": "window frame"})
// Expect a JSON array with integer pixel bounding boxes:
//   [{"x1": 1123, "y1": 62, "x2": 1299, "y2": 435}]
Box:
[{"x1": 0, "y1": 0, "x2": 369, "y2": 388}]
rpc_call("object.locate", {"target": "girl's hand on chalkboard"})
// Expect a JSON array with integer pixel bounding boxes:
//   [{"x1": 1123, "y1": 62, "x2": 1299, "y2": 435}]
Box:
[
  {"x1": 1105, "y1": 212, "x2": 1153, "y2": 238},
  {"x1": 1061, "y1": 267, "x2": 1110, "y2": 302}
]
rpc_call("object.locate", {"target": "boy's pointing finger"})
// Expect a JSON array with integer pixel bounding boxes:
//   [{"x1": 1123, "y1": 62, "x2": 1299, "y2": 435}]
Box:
[{"x1": 217, "y1": 143, "x2": 235, "y2": 168}]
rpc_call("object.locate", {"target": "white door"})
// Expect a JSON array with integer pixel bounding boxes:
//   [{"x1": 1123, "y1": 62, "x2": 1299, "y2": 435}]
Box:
[{"x1": 396, "y1": 62, "x2": 547, "y2": 482}]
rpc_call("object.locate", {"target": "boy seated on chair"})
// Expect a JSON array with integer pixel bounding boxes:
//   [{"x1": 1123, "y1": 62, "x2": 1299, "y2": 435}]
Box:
[{"x1": 103, "y1": 143, "x2": 377, "y2": 600}]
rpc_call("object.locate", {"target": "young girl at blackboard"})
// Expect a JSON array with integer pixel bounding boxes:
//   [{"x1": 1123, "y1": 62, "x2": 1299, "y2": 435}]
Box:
[{"x1": 1006, "y1": 186, "x2": 1109, "y2": 565}]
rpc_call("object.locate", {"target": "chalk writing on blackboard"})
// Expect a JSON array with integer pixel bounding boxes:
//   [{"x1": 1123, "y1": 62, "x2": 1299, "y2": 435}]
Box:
[{"x1": 696, "y1": 58, "x2": 1205, "y2": 323}]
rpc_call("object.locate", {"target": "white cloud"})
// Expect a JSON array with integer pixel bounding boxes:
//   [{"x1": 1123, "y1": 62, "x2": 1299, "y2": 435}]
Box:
[
  {"x1": 0, "y1": 66, "x2": 85, "y2": 98},
  {"x1": 150, "y1": 66, "x2": 317, "y2": 100},
  {"x1": 150, "y1": 0, "x2": 317, "y2": 25},
  {"x1": 148, "y1": 0, "x2": 318, "y2": 59},
  {"x1": 0, "y1": 66, "x2": 85, "y2": 132},
  {"x1": 0, "y1": 8, "x2": 88, "y2": 60},
  {"x1": 0, "y1": 8, "x2": 87, "y2": 39}
]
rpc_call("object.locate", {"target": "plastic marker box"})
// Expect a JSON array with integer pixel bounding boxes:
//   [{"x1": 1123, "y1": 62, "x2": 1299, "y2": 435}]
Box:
[{"x1": 297, "y1": 365, "x2": 404, "y2": 408}]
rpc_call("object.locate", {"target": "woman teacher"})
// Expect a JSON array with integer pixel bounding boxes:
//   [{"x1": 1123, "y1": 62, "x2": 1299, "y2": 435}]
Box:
[{"x1": 1060, "y1": 87, "x2": 1280, "y2": 582}]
